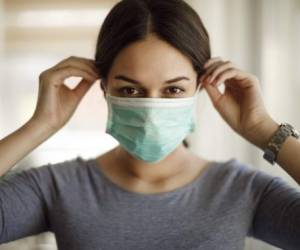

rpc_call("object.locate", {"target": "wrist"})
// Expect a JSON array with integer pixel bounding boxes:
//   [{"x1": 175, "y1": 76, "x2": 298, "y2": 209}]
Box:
[
  {"x1": 255, "y1": 119, "x2": 280, "y2": 150},
  {"x1": 26, "y1": 118, "x2": 58, "y2": 138}
]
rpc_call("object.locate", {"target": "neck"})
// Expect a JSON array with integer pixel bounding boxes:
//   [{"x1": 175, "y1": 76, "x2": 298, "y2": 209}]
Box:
[{"x1": 113, "y1": 144, "x2": 191, "y2": 183}]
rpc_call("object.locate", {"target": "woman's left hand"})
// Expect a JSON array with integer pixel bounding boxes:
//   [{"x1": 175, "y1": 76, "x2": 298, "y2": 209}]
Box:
[{"x1": 199, "y1": 57, "x2": 279, "y2": 149}]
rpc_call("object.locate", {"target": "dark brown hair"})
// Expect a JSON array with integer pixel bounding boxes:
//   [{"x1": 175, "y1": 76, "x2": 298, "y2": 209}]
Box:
[{"x1": 94, "y1": 0, "x2": 211, "y2": 148}]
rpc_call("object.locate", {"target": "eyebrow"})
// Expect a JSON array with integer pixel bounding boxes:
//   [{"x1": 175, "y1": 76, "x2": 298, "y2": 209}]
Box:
[{"x1": 114, "y1": 75, "x2": 191, "y2": 84}]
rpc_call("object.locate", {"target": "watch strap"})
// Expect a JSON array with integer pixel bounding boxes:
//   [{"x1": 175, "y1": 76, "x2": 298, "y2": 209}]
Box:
[{"x1": 263, "y1": 123, "x2": 299, "y2": 165}]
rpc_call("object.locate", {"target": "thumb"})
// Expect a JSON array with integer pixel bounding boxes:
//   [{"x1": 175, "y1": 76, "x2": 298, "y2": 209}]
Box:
[
  {"x1": 204, "y1": 83, "x2": 223, "y2": 109},
  {"x1": 204, "y1": 82, "x2": 240, "y2": 130},
  {"x1": 73, "y1": 78, "x2": 95, "y2": 100}
]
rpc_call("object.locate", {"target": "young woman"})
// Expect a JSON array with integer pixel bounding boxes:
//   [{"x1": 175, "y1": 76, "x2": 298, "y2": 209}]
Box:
[{"x1": 0, "y1": 0, "x2": 299, "y2": 249}]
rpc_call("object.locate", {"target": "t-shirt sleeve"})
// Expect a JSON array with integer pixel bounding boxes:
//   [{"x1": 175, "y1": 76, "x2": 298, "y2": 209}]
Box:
[
  {"x1": 0, "y1": 163, "x2": 53, "y2": 244},
  {"x1": 248, "y1": 169, "x2": 300, "y2": 249}
]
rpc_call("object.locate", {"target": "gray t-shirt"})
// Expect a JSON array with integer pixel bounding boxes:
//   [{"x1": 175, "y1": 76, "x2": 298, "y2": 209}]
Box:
[{"x1": 0, "y1": 156, "x2": 299, "y2": 249}]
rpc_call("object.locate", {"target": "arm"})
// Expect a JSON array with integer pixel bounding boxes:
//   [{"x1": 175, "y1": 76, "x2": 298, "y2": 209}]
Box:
[
  {"x1": 248, "y1": 170, "x2": 300, "y2": 249},
  {"x1": 0, "y1": 56, "x2": 99, "y2": 243},
  {"x1": 0, "y1": 164, "x2": 52, "y2": 243},
  {"x1": 200, "y1": 57, "x2": 300, "y2": 184},
  {"x1": 255, "y1": 119, "x2": 300, "y2": 185},
  {"x1": 200, "y1": 57, "x2": 300, "y2": 249},
  {"x1": 0, "y1": 56, "x2": 99, "y2": 177},
  {"x1": 0, "y1": 119, "x2": 56, "y2": 177}
]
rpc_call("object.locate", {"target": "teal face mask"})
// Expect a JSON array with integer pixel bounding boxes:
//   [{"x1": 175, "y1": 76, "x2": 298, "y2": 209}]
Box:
[{"x1": 105, "y1": 91, "x2": 199, "y2": 164}]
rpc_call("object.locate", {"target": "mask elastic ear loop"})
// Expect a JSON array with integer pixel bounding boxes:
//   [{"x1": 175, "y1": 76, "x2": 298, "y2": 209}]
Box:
[
  {"x1": 101, "y1": 80, "x2": 108, "y2": 99},
  {"x1": 198, "y1": 73, "x2": 206, "y2": 91},
  {"x1": 194, "y1": 80, "x2": 202, "y2": 96}
]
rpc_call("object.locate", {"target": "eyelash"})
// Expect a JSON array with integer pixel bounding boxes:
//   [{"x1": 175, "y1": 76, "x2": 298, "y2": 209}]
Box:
[
  {"x1": 117, "y1": 86, "x2": 185, "y2": 96},
  {"x1": 167, "y1": 87, "x2": 185, "y2": 95}
]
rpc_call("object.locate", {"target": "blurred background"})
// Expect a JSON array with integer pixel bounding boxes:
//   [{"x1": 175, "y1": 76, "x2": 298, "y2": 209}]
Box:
[{"x1": 0, "y1": 0, "x2": 299, "y2": 249}]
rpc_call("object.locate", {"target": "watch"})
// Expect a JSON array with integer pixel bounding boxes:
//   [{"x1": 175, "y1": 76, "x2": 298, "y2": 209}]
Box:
[{"x1": 263, "y1": 122, "x2": 299, "y2": 165}]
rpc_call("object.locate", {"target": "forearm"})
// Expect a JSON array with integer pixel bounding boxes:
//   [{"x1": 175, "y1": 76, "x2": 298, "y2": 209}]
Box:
[
  {"x1": 256, "y1": 119, "x2": 300, "y2": 185},
  {"x1": 273, "y1": 136, "x2": 300, "y2": 184},
  {"x1": 0, "y1": 119, "x2": 56, "y2": 177}
]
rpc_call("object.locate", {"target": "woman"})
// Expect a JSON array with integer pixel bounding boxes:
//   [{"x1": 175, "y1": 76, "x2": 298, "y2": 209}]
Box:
[{"x1": 0, "y1": 0, "x2": 299, "y2": 249}]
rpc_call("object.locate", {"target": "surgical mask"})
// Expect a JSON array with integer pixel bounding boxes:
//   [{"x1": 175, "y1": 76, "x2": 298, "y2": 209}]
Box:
[{"x1": 105, "y1": 90, "x2": 199, "y2": 163}]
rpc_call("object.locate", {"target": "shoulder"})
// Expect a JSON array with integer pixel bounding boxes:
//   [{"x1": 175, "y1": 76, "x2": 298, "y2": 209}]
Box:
[
  {"x1": 36, "y1": 156, "x2": 93, "y2": 188},
  {"x1": 211, "y1": 158, "x2": 300, "y2": 202},
  {"x1": 209, "y1": 158, "x2": 280, "y2": 199},
  {"x1": 1, "y1": 156, "x2": 89, "y2": 191},
  {"x1": 214, "y1": 157, "x2": 275, "y2": 182}
]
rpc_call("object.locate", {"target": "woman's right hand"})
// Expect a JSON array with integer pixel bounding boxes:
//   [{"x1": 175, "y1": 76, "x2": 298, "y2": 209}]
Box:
[{"x1": 30, "y1": 56, "x2": 100, "y2": 131}]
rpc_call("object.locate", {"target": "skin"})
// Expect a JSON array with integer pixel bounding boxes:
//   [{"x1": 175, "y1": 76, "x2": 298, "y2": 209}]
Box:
[
  {"x1": 96, "y1": 33, "x2": 212, "y2": 193},
  {"x1": 1, "y1": 32, "x2": 299, "y2": 191}
]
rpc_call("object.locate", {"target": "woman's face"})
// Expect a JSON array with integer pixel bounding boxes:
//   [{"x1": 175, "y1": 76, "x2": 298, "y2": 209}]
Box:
[{"x1": 104, "y1": 33, "x2": 199, "y2": 98}]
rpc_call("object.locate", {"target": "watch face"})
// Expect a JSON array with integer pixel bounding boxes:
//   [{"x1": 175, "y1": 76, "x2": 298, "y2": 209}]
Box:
[
  {"x1": 283, "y1": 123, "x2": 300, "y2": 138},
  {"x1": 285, "y1": 123, "x2": 293, "y2": 129},
  {"x1": 294, "y1": 129, "x2": 300, "y2": 138}
]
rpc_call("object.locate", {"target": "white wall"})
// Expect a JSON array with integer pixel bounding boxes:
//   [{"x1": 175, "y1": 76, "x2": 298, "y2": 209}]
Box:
[
  {"x1": 187, "y1": 0, "x2": 300, "y2": 249},
  {"x1": 0, "y1": 0, "x2": 299, "y2": 249}
]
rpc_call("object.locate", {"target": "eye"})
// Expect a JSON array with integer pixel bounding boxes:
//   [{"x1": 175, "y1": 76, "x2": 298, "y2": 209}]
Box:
[
  {"x1": 166, "y1": 86, "x2": 185, "y2": 95},
  {"x1": 118, "y1": 87, "x2": 141, "y2": 96}
]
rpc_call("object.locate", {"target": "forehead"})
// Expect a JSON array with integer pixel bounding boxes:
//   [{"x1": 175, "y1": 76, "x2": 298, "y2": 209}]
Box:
[{"x1": 108, "y1": 34, "x2": 196, "y2": 79}]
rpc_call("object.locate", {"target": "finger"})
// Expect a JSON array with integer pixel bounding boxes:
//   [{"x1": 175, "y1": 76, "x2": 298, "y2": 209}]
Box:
[
  {"x1": 203, "y1": 56, "x2": 223, "y2": 68},
  {"x1": 201, "y1": 61, "x2": 224, "y2": 83},
  {"x1": 215, "y1": 69, "x2": 254, "y2": 89},
  {"x1": 57, "y1": 63, "x2": 99, "y2": 80},
  {"x1": 55, "y1": 61, "x2": 99, "y2": 79},
  {"x1": 204, "y1": 82, "x2": 223, "y2": 109},
  {"x1": 213, "y1": 69, "x2": 237, "y2": 87},
  {"x1": 70, "y1": 57, "x2": 99, "y2": 73},
  {"x1": 56, "y1": 56, "x2": 96, "y2": 68},
  {"x1": 53, "y1": 56, "x2": 99, "y2": 78},
  {"x1": 207, "y1": 61, "x2": 235, "y2": 84},
  {"x1": 73, "y1": 78, "x2": 95, "y2": 100},
  {"x1": 73, "y1": 57, "x2": 99, "y2": 74},
  {"x1": 50, "y1": 66, "x2": 98, "y2": 87}
]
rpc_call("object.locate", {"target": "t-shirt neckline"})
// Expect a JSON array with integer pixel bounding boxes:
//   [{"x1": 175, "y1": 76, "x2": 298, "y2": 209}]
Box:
[{"x1": 86, "y1": 157, "x2": 221, "y2": 199}]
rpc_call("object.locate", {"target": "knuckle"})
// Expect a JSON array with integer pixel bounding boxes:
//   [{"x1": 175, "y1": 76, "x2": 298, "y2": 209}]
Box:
[
  {"x1": 39, "y1": 71, "x2": 49, "y2": 82},
  {"x1": 44, "y1": 75, "x2": 55, "y2": 85},
  {"x1": 64, "y1": 65, "x2": 72, "y2": 70},
  {"x1": 215, "y1": 56, "x2": 223, "y2": 61},
  {"x1": 39, "y1": 72, "x2": 45, "y2": 80},
  {"x1": 63, "y1": 66, "x2": 73, "y2": 73},
  {"x1": 224, "y1": 60, "x2": 232, "y2": 66},
  {"x1": 64, "y1": 56, "x2": 76, "y2": 62},
  {"x1": 226, "y1": 67, "x2": 235, "y2": 73}
]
